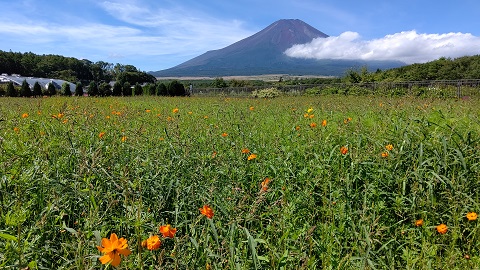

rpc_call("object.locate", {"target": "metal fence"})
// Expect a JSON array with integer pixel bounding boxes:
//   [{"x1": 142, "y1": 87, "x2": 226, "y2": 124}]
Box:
[{"x1": 190, "y1": 79, "x2": 480, "y2": 98}]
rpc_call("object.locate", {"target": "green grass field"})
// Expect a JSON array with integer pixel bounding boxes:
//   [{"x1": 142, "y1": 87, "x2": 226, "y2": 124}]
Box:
[{"x1": 1, "y1": 95, "x2": 479, "y2": 269}]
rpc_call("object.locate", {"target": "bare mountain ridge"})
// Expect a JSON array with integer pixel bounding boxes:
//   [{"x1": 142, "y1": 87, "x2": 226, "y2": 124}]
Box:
[{"x1": 151, "y1": 19, "x2": 405, "y2": 77}]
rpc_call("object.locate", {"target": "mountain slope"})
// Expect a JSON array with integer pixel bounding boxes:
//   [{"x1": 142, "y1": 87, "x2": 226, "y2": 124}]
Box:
[{"x1": 151, "y1": 19, "x2": 405, "y2": 77}]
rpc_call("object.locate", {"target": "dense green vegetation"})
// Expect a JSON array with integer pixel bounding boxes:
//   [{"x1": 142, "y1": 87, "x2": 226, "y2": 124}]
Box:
[
  {"x1": 1, "y1": 96, "x2": 479, "y2": 269},
  {"x1": 0, "y1": 50, "x2": 155, "y2": 85}
]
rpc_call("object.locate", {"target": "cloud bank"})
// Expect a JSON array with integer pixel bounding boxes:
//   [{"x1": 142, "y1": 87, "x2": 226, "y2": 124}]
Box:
[{"x1": 285, "y1": 31, "x2": 480, "y2": 64}]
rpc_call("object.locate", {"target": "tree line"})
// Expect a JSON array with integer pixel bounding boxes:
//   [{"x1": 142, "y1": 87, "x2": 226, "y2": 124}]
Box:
[{"x1": 0, "y1": 50, "x2": 156, "y2": 85}]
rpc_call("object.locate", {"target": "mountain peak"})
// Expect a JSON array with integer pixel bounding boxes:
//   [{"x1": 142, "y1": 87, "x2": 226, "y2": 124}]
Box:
[{"x1": 151, "y1": 19, "x2": 403, "y2": 77}]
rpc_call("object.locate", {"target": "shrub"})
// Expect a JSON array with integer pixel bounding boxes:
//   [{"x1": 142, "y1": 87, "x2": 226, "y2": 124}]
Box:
[{"x1": 251, "y1": 87, "x2": 281, "y2": 98}]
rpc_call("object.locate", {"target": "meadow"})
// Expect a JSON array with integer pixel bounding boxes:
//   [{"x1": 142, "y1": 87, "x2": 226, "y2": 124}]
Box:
[{"x1": 0, "y1": 95, "x2": 479, "y2": 269}]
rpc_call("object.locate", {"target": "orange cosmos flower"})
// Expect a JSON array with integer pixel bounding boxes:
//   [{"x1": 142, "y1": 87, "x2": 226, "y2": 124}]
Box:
[
  {"x1": 385, "y1": 144, "x2": 394, "y2": 151},
  {"x1": 309, "y1": 114, "x2": 315, "y2": 119},
  {"x1": 295, "y1": 126, "x2": 300, "y2": 131},
  {"x1": 172, "y1": 108, "x2": 179, "y2": 113},
  {"x1": 13, "y1": 127, "x2": 20, "y2": 133},
  {"x1": 249, "y1": 106, "x2": 254, "y2": 111},
  {"x1": 303, "y1": 113, "x2": 309, "y2": 118},
  {"x1": 340, "y1": 146, "x2": 348, "y2": 155},
  {"x1": 436, "y1": 223, "x2": 448, "y2": 234},
  {"x1": 415, "y1": 219, "x2": 424, "y2": 227},
  {"x1": 199, "y1": 205, "x2": 214, "y2": 219},
  {"x1": 97, "y1": 233, "x2": 131, "y2": 267},
  {"x1": 121, "y1": 136, "x2": 127, "y2": 142},
  {"x1": 99, "y1": 132, "x2": 106, "y2": 139},
  {"x1": 145, "y1": 235, "x2": 161, "y2": 251},
  {"x1": 159, "y1": 224, "x2": 177, "y2": 238},
  {"x1": 204, "y1": 115, "x2": 209, "y2": 119},
  {"x1": 22, "y1": 113, "x2": 29, "y2": 118},
  {"x1": 211, "y1": 151, "x2": 217, "y2": 158},
  {"x1": 145, "y1": 109, "x2": 151, "y2": 113},
  {"x1": 344, "y1": 117, "x2": 352, "y2": 124},
  {"x1": 247, "y1": 154, "x2": 257, "y2": 161},
  {"x1": 261, "y1": 178, "x2": 270, "y2": 191},
  {"x1": 188, "y1": 111, "x2": 193, "y2": 115},
  {"x1": 381, "y1": 152, "x2": 389, "y2": 158},
  {"x1": 466, "y1": 212, "x2": 478, "y2": 221},
  {"x1": 221, "y1": 132, "x2": 228, "y2": 137},
  {"x1": 322, "y1": 119, "x2": 327, "y2": 127},
  {"x1": 241, "y1": 148, "x2": 250, "y2": 154},
  {"x1": 309, "y1": 122, "x2": 317, "y2": 128},
  {"x1": 167, "y1": 116, "x2": 173, "y2": 121}
]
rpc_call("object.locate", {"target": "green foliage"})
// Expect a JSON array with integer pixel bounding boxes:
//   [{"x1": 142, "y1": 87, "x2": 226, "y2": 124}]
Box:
[
  {"x1": 88, "y1": 81, "x2": 98, "y2": 96},
  {"x1": 156, "y1": 82, "x2": 168, "y2": 96},
  {"x1": 98, "y1": 82, "x2": 112, "y2": 97},
  {"x1": 122, "y1": 82, "x2": 132, "y2": 96},
  {"x1": 251, "y1": 87, "x2": 281, "y2": 98},
  {"x1": 133, "y1": 83, "x2": 143, "y2": 96},
  {"x1": 112, "y1": 81, "x2": 122, "y2": 96},
  {"x1": 74, "y1": 82, "x2": 84, "y2": 96},
  {"x1": 33, "y1": 81, "x2": 42, "y2": 97},
  {"x1": 167, "y1": 80, "x2": 186, "y2": 96},
  {"x1": 61, "y1": 82, "x2": 72, "y2": 96},
  {"x1": 46, "y1": 83, "x2": 57, "y2": 96},
  {"x1": 20, "y1": 80, "x2": 31, "y2": 97},
  {"x1": 6, "y1": 81, "x2": 17, "y2": 97},
  {"x1": 0, "y1": 96, "x2": 479, "y2": 269},
  {"x1": 211, "y1": 77, "x2": 227, "y2": 88}
]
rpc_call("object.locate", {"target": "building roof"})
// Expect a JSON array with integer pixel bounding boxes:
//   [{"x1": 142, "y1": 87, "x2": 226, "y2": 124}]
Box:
[{"x1": 0, "y1": 74, "x2": 76, "y2": 91}]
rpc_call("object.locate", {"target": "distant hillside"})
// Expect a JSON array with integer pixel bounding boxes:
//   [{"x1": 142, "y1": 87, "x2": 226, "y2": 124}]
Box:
[
  {"x1": 151, "y1": 19, "x2": 405, "y2": 77},
  {"x1": 0, "y1": 50, "x2": 155, "y2": 84},
  {"x1": 379, "y1": 55, "x2": 480, "y2": 81}
]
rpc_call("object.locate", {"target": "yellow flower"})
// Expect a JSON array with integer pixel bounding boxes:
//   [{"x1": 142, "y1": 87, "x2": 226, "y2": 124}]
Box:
[
  {"x1": 466, "y1": 212, "x2": 478, "y2": 221},
  {"x1": 415, "y1": 219, "x2": 423, "y2": 227},
  {"x1": 307, "y1": 108, "x2": 313, "y2": 113},
  {"x1": 340, "y1": 146, "x2": 348, "y2": 155},
  {"x1": 381, "y1": 152, "x2": 389, "y2": 158},
  {"x1": 322, "y1": 119, "x2": 327, "y2": 127},
  {"x1": 145, "y1": 235, "x2": 161, "y2": 251},
  {"x1": 199, "y1": 205, "x2": 214, "y2": 219},
  {"x1": 436, "y1": 223, "x2": 448, "y2": 234},
  {"x1": 159, "y1": 224, "x2": 177, "y2": 238},
  {"x1": 22, "y1": 113, "x2": 29, "y2": 118},
  {"x1": 385, "y1": 144, "x2": 394, "y2": 151},
  {"x1": 247, "y1": 154, "x2": 257, "y2": 161},
  {"x1": 172, "y1": 108, "x2": 179, "y2": 113},
  {"x1": 97, "y1": 233, "x2": 131, "y2": 267}
]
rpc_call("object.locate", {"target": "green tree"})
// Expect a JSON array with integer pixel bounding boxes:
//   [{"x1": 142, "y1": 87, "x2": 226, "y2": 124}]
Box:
[
  {"x1": 156, "y1": 83, "x2": 167, "y2": 96},
  {"x1": 75, "y1": 82, "x2": 84, "y2": 96},
  {"x1": 122, "y1": 82, "x2": 132, "y2": 96},
  {"x1": 61, "y1": 82, "x2": 72, "y2": 96},
  {"x1": 20, "y1": 79, "x2": 31, "y2": 97},
  {"x1": 112, "y1": 81, "x2": 122, "y2": 96},
  {"x1": 46, "y1": 83, "x2": 57, "y2": 96},
  {"x1": 6, "y1": 81, "x2": 17, "y2": 97},
  {"x1": 98, "y1": 82, "x2": 112, "y2": 97},
  {"x1": 88, "y1": 81, "x2": 98, "y2": 96},
  {"x1": 212, "y1": 77, "x2": 227, "y2": 88},
  {"x1": 133, "y1": 83, "x2": 143, "y2": 96},
  {"x1": 33, "y1": 81, "x2": 42, "y2": 97},
  {"x1": 168, "y1": 80, "x2": 186, "y2": 96}
]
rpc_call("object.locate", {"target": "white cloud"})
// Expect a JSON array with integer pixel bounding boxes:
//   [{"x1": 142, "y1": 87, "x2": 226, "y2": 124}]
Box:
[{"x1": 285, "y1": 31, "x2": 480, "y2": 64}]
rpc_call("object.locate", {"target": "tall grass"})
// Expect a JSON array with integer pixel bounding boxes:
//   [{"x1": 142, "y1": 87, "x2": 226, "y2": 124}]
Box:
[{"x1": 0, "y1": 96, "x2": 479, "y2": 269}]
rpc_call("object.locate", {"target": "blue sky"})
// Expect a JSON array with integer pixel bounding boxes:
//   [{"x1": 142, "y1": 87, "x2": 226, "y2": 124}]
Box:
[{"x1": 1, "y1": 0, "x2": 479, "y2": 72}]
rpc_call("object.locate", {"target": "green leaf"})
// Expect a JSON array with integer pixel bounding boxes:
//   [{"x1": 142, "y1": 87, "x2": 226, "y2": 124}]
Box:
[{"x1": 0, "y1": 232, "x2": 17, "y2": 241}]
